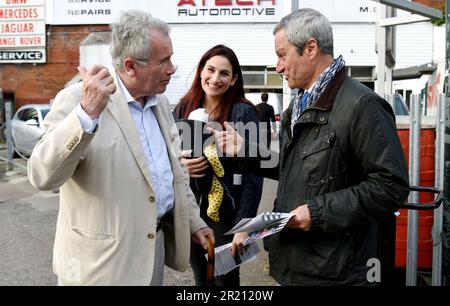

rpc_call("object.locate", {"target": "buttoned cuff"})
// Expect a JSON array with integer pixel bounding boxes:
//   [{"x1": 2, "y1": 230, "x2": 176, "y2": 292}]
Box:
[
  {"x1": 306, "y1": 199, "x2": 322, "y2": 231},
  {"x1": 76, "y1": 104, "x2": 98, "y2": 134}
]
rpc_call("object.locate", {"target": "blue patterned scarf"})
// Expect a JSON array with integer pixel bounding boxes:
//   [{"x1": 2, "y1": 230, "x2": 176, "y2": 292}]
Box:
[{"x1": 291, "y1": 55, "x2": 345, "y2": 132}]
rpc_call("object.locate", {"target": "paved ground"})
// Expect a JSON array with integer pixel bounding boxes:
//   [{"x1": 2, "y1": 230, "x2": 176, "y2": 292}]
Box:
[{"x1": 0, "y1": 150, "x2": 278, "y2": 286}]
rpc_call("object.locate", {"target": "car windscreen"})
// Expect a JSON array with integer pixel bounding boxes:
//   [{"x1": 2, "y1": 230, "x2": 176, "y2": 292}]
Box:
[
  {"x1": 41, "y1": 109, "x2": 50, "y2": 119},
  {"x1": 394, "y1": 97, "x2": 409, "y2": 116}
]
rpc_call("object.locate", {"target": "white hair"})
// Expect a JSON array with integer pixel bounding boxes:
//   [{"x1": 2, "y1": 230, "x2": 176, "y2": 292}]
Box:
[
  {"x1": 110, "y1": 10, "x2": 171, "y2": 70},
  {"x1": 274, "y1": 8, "x2": 334, "y2": 56}
]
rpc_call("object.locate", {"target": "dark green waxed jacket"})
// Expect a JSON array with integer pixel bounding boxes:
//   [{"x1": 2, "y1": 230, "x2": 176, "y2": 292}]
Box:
[{"x1": 249, "y1": 68, "x2": 409, "y2": 285}]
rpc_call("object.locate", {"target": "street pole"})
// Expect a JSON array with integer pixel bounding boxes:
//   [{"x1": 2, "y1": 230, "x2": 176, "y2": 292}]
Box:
[
  {"x1": 442, "y1": 0, "x2": 450, "y2": 286},
  {"x1": 5, "y1": 102, "x2": 13, "y2": 172},
  {"x1": 291, "y1": 0, "x2": 298, "y2": 12},
  {"x1": 376, "y1": 3, "x2": 387, "y2": 96},
  {"x1": 278, "y1": 0, "x2": 298, "y2": 112},
  {"x1": 0, "y1": 88, "x2": 3, "y2": 142},
  {"x1": 406, "y1": 94, "x2": 420, "y2": 286}
]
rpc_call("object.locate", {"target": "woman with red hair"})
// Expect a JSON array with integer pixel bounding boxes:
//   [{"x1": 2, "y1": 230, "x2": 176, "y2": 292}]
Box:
[{"x1": 174, "y1": 44, "x2": 263, "y2": 286}]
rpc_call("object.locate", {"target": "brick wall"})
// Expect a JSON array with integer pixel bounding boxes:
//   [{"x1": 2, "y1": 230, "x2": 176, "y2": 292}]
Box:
[
  {"x1": 412, "y1": 0, "x2": 444, "y2": 10},
  {"x1": 0, "y1": 25, "x2": 109, "y2": 110}
]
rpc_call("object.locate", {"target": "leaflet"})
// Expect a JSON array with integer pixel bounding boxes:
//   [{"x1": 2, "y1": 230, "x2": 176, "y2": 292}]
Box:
[
  {"x1": 212, "y1": 212, "x2": 294, "y2": 276},
  {"x1": 225, "y1": 212, "x2": 294, "y2": 242},
  {"x1": 213, "y1": 242, "x2": 260, "y2": 276}
]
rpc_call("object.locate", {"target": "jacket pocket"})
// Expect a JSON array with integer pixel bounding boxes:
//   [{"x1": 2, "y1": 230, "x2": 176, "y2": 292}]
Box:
[
  {"x1": 300, "y1": 131, "x2": 336, "y2": 159},
  {"x1": 288, "y1": 232, "x2": 354, "y2": 280},
  {"x1": 72, "y1": 228, "x2": 115, "y2": 241},
  {"x1": 314, "y1": 233, "x2": 354, "y2": 279},
  {"x1": 300, "y1": 131, "x2": 336, "y2": 185}
]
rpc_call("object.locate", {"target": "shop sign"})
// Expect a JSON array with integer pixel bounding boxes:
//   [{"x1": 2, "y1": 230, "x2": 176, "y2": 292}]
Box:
[
  {"x1": 0, "y1": 49, "x2": 46, "y2": 63},
  {"x1": 48, "y1": 0, "x2": 284, "y2": 24},
  {"x1": 0, "y1": 0, "x2": 46, "y2": 63}
]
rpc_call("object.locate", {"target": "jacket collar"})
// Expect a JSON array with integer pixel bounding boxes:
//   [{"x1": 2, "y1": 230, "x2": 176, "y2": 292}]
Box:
[
  {"x1": 312, "y1": 67, "x2": 347, "y2": 111},
  {"x1": 284, "y1": 68, "x2": 347, "y2": 124},
  {"x1": 282, "y1": 67, "x2": 347, "y2": 139}
]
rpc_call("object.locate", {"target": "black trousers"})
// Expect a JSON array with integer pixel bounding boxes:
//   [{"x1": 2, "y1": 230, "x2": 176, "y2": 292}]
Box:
[
  {"x1": 260, "y1": 127, "x2": 271, "y2": 149},
  {"x1": 190, "y1": 217, "x2": 240, "y2": 286}
]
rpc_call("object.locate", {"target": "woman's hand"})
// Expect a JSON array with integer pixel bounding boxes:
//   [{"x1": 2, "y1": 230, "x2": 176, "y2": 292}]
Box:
[
  {"x1": 208, "y1": 122, "x2": 244, "y2": 157},
  {"x1": 231, "y1": 232, "x2": 249, "y2": 257},
  {"x1": 180, "y1": 150, "x2": 210, "y2": 178}
]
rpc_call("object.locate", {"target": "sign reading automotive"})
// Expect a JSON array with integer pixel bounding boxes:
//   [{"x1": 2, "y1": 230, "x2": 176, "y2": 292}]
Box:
[
  {"x1": 48, "y1": 0, "x2": 284, "y2": 25},
  {"x1": 173, "y1": 0, "x2": 283, "y2": 23},
  {"x1": 0, "y1": 0, "x2": 46, "y2": 63}
]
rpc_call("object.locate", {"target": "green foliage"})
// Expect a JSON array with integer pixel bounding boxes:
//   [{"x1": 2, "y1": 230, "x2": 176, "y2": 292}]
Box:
[{"x1": 432, "y1": 4, "x2": 446, "y2": 26}]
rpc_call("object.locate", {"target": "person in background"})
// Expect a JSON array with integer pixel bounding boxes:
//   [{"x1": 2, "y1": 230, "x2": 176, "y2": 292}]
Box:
[
  {"x1": 255, "y1": 92, "x2": 276, "y2": 149},
  {"x1": 210, "y1": 9, "x2": 409, "y2": 285},
  {"x1": 174, "y1": 44, "x2": 263, "y2": 286},
  {"x1": 27, "y1": 10, "x2": 213, "y2": 286}
]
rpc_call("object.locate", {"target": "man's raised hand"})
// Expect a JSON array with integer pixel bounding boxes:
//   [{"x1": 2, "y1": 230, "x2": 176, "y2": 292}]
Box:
[{"x1": 78, "y1": 65, "x2": 116, "y2": 119}]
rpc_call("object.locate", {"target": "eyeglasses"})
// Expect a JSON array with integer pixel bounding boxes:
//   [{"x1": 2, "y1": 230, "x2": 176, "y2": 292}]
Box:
[
  {"x1": 134, "y1": 58, "x2": 177, "y2": 72},
  {"x1": 134, "y1": 58, "x2": 171, "y2": 67},
  {"x1": 134, "y1": 58, "x2": 150, "y2": 66}
]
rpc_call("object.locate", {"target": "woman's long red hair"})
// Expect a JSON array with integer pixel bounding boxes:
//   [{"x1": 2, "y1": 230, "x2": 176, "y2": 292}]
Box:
[{"x1": 175, "y1": 44, "x2": 253, "y2": 125}]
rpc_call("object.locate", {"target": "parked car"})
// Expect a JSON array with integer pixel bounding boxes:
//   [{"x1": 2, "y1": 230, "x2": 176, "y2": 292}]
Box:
[
  {"x1": 392, "y1": 93, "x2": 410, "y2": 116},
  {"x1": 245, "y1": 92, "x2": 283, "y2": 133},
  {"x1": 11, "y1": 104, "x2": 50, "y2": 156}
]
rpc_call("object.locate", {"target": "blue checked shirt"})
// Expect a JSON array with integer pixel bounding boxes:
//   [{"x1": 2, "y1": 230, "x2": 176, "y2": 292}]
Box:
[
  {"x1": 291, "y1": 90, "x2": 309, "y2": 133},
  {"x1": 77, "y1": 76, "x2": 174, "y2": 220}
]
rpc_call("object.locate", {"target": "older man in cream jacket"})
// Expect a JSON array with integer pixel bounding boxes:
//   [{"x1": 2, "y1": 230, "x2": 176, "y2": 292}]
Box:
[{"x1": 27, "y1": 10, "x2": 214, "y2": 286}]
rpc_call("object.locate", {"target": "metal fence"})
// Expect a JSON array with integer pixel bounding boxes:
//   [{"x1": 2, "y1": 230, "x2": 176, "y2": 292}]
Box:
[
  {"x1": 386, "y1": 93, "x2": 446, "y2": 286},
  {"x1": 0, "y1": 101, "x2": 27, "y2": 172},
  {"x1": 0, "y1": 123, "x2": 4, "y2": 140}
]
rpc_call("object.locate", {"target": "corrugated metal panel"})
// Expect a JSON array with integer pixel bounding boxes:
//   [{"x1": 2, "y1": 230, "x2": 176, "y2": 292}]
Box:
[
  {"x1": 77, "y1": 21, "x2": 434, "y2": 106},
  {"x1": 395, "y1": 22, "x2": 433, "y2": 69},
  {"x1": 166, "y1": 24, "x2": 277, "y2": 105},
  {"x1": 333, "y1": 24, "x2": 377, "y2": 66},
  {"x1": 80, "y1": 45, "x2": 112, "y2": 69},
  {"x1": 166, "y1": 23, "x2": 380, "y2": 104},
  {"x1": 333, "y1": 22, "x2": 434, "y2": 70}
]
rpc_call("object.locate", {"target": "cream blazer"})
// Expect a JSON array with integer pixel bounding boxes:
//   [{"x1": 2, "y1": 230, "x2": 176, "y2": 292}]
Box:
[{"x1": 27, "y1": 72, "x2": 206, "y2": 285}]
